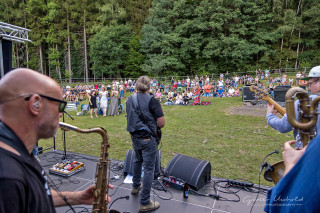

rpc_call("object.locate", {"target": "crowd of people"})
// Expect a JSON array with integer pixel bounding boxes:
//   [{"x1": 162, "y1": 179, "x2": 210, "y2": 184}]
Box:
[
  {"x1": 2, "y1": 66, "x2": 320, "y2": 212},
  {"x1": 60, "y1": 69, "x2": 310, "y2": 113}
]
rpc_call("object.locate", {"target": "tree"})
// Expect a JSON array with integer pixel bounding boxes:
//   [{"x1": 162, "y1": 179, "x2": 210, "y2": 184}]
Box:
[{"x1": 89, "y1": 24, "x2": 132, "y2": 78}]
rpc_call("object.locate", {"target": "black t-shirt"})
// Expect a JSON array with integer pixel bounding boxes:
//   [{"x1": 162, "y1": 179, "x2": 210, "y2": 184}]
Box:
[
  {"x1": 0, "y1": 122, "x2": 56, "y2": 213},
  {"x1": 132, "y1": 97, "x2": 163, "y2": 138}
]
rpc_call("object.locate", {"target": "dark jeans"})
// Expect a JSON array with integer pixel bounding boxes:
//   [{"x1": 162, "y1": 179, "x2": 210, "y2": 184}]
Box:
[{"x1": 132, "y1": 136, "x2": 158, "y2": 205}]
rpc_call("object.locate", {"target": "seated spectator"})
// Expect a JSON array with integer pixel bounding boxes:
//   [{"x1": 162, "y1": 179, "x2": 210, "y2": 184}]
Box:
[
  {"x1": 160, "y1": 83, "x2": 165, "y2": 92},
  {"x1": 234, "y1": 87, "x2": 240, "y2": 96},
  {"x1": 175, "y1": 93, "x2": 183, "y2": 105},
  {"x1": 183, "y1": 91, "x2": 190, "y2": 105},
  {"x1": 164, "y1": 93, "x2": 174, "y2": 105},
  {"x1": 187, "y1": 90, "x2": 193, "y2": 100},
  {"x1": 212, "y1": 88, "x2": 218, "y2": 97},
  {"x1": 228, "y1": 86, "x2": 235, "y2": 97},
  {"x1": 155, "y1": 89, "x2": 162, "y2": 102},
  {"x1": 218, "y1": 87, "x2": 224, "y2": 97}
]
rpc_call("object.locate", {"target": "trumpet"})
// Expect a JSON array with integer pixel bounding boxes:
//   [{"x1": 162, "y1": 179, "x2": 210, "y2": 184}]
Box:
[
  {"x1": 264, "y1": 87, "x2": 320, "y2": 184},
  {"x1": 59, "y1": 122, "x2": 111, "y2": 213}
]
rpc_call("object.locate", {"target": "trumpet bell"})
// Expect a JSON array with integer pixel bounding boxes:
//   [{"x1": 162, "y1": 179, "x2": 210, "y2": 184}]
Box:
[{"x1": 264, "y1": 161, "x2": 285, "y2": 184}]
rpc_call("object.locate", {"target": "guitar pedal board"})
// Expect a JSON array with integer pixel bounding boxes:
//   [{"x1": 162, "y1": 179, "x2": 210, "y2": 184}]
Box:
[{"x1": 49, "y1": 161, "x2": 85, "y2": 177}]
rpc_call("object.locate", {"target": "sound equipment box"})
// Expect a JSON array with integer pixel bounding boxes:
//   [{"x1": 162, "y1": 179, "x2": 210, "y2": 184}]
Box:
[
  {"x1": 242, "y1": 86, "x2": 256, "y2": 102},
  {"x1": 164, "y1": 154, "x2": 211, "y2": 191},
  {"x1": 274, "y1": 86, "x2": 291, "y2": 103},
  {"x1": 123, "y1": 150, "x2": 161, "y2": 179}
]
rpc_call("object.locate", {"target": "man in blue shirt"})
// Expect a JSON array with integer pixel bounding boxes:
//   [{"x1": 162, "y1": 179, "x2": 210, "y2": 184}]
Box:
[
  {"x1": 265, "y1": 66, "x2": 320, "y2": 212},
  {"x1": 266, "y1": 65, "x2": 320, "y2": 148}
]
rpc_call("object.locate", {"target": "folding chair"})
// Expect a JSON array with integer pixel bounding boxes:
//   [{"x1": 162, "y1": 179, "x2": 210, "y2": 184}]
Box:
[
  {"x1": 80, "y1": 104, "x2": 89, "y2": 115},
  {"x1": 66, "y1": 103, "x2": 78, "y2": 115},
  {"x1": 177, "y1": 87, "x2": 183, "y2": 93}
]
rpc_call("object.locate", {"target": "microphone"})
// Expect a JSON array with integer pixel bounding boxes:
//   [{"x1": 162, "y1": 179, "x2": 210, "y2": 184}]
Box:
[{"x1": 259, "y1": 150, "x2": 279, "y2": 173}]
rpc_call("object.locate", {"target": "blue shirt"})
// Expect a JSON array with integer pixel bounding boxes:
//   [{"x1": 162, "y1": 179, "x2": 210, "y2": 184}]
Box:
[
  {"x1": 265, "y1": 135, "x2": 320, "y2": 212},
  {"x1": 266, "y1": 94, "x2": 320, "y2": 148}
]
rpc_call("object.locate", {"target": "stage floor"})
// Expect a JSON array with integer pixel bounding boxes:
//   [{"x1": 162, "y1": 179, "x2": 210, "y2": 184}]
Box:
[{"x1": 39, "y1": 150, "x2": 269, "y2": 213}]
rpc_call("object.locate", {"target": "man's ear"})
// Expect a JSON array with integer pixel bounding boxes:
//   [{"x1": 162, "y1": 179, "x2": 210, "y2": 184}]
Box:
[{"x1": 28, "y1": 95, "x2": 41, "y2": 115}]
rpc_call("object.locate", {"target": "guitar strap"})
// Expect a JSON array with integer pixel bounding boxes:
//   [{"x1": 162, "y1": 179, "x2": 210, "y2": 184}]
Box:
[{"x1": 132, "y1": 94, "x2": 157, "y2": 139}]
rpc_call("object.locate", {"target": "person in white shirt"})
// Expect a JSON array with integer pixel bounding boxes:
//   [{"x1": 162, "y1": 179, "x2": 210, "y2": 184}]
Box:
[
  {"x1": 175, "y1": 93, "x2": 183, "y2": 105},
  {"x1": 228, "y1": 86, "x2": 235, "y2": 97}
]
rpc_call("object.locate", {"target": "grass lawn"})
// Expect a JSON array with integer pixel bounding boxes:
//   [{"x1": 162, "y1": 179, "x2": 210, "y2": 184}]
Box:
[{"x1": 39, "y1": 93, "x2": 292, "y2": 186}]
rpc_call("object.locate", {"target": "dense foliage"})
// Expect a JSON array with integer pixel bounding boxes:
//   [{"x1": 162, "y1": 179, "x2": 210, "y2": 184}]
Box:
[{"x1": 1, "y1": 0, "x2": 319, "y2": 80}]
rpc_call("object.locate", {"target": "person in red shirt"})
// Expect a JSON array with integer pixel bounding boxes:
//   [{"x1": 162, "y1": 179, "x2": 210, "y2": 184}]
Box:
[{"x1": 203, "y1": 82, "x2": 212, "y2": 103}]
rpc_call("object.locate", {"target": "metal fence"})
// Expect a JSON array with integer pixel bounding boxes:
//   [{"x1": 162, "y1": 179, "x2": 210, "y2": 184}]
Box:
[{"x1": 59, "y1": 67, "x2": 311, "y2": 85}]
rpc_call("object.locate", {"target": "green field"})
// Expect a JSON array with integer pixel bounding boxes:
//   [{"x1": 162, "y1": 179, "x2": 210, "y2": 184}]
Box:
[{"x1": 40, "y1": 95, "x2": 291, "y2": 186}]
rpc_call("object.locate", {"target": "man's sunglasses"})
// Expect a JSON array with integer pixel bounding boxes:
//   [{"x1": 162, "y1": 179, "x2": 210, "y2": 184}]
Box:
[
  {"x1": 0, "y1": 93, "x2": 67, "y2": 113},
  {"x1": 25, "y1": 94, "x2": 67, "y2": 112}
]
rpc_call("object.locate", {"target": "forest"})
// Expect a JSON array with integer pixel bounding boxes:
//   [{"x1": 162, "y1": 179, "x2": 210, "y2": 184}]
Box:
[{"x1": 1, "y1": 0, "x2": 319, "y2": 82}]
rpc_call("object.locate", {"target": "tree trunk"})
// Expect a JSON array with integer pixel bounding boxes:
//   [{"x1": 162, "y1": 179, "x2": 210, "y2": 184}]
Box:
[
  {"x1": 39, "y1": 44, "x2": 43, "y2": 74},
  {"x1": 23, "y1": 0, "x2": 29, "y2": 68},
  {"x1": 56, "y1": 43, "x2": 62, "y2": 83},
  {"x1": 83, "y1": 9, "x2": 89, "y2": 83},
  {"x1": 295, "y1": 29, "x2": 301, "y2": 69},
  {"x1": 67, "y1": 12, "x2": 72, "y2": 83},
  {"x1": 279, "y1": 38, "x2": 284, "y2": 68}
]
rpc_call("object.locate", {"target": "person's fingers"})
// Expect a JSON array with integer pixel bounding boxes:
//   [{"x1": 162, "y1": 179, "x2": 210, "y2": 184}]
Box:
[{"x1": 284, "y1": 140, "x2": 296, "y2": 148}]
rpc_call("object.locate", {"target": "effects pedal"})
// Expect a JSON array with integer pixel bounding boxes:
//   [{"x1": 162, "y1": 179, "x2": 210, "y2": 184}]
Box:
[
  {"x1": 49, "y1": 161, "x2": 85, "y2": 177},
  {"x1": 162, "y1": 176, "x2": 185, "y2": 190}
]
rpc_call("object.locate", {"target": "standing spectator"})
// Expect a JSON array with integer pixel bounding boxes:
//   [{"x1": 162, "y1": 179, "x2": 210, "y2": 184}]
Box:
[
  {"x1": 296, "y1": 71, "x2": 302, "y2": 85},
  {"x1": 99, "y1": 87, "x2": 108, "y2": 117},
  {"x1": 203, "y1": 81, "x2": 212, "y2": 103},
  {"x1": 108, "y1": 86, "x2": 119, "y2": 116},
  {"x1": 89, "y1": 90, "x2": 98, "y2": 118},
  {"x1": 265, "y1": 68, "x2": 270, "y2": 79},
  {"x1": 289, "y1": 77, "x2": 294, "y2": 87},
  {"x1": 282, "y1": 73, "x2": 287, "y2": 84},
  {"x1": 119, "y1": 84, "x2": 125, "y2": 98},
  {"x1": 234, "y1": 75, "x2": 239, "y2": 88}
]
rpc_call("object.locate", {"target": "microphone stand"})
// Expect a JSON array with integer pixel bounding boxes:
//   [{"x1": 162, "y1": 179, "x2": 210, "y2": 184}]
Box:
[{"x1": 62, "y1": 110, "x2": 74, "y2": 162}]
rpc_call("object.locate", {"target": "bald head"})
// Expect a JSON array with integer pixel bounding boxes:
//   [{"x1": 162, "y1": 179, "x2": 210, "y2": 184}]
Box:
[
  {"x1": 0, "y1": 68, "x2": 61, "y2": 101},
  {"x1": 0, "y1": 68, "x2": 63, "y2": 152}
]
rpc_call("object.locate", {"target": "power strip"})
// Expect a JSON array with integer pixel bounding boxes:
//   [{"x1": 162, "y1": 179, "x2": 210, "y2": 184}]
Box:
[{"x1": 227, "y1": 179, "x2": 253, "y2": 188}]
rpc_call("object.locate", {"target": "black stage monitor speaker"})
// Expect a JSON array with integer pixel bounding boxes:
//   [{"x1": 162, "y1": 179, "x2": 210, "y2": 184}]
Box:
[
  {"x1": 123, "y1": 150, "x2": 161, "y2": 179},
  {"x1": 164, "y1": 154, "x2": 211, "y2": 191},
  {"x1": 274, "y1": 86, "x2": 291, "y2": 103},
  {"x1": 1, "y1": 39, "x2": 13, "y2": 77},
  {"x1": 242, "y1": 86, "x2": 256, "y2": 102}
]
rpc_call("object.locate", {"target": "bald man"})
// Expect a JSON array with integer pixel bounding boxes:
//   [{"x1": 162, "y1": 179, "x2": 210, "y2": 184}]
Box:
[{"x1": 0, "y1": 68, "x2": 111, "y2": 213}]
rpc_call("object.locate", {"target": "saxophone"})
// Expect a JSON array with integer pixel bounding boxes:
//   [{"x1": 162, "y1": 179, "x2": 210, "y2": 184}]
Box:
[
  {"x1": 264, "y1": 87, "x2": 320, "y2": 184},
  {"x1": 59, "y1": 122, "x2": 111, "y2": 213}
]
